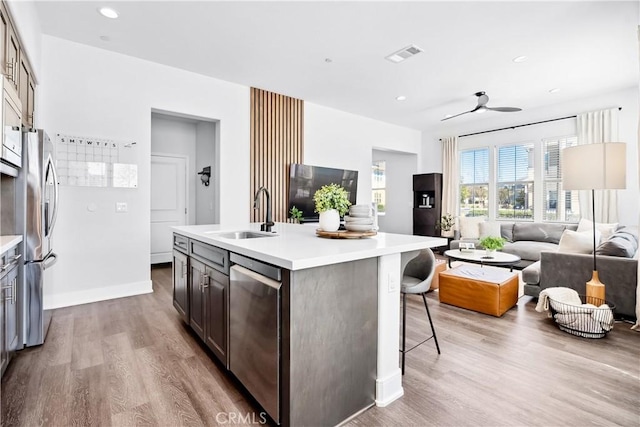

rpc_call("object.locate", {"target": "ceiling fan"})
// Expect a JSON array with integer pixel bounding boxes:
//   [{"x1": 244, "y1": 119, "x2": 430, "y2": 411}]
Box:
[{"x1": 441, "y1": 91, "x2": 522, "y2": 121}]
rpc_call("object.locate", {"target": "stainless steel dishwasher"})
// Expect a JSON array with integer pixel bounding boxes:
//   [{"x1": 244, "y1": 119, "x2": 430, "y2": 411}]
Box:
[{"x1": 229, "y1": 253, "x2": 281, "y2": 424}]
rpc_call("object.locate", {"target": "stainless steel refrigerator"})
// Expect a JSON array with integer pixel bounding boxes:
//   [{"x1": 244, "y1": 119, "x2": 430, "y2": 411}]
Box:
[{"x1": 20, "y1": 129, "x2": 58, "y2": 347}]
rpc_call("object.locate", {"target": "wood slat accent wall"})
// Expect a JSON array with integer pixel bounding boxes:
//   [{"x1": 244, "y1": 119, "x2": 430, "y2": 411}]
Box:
[{"x1": 250, "y1": 88, "x2": 304, "y2": 223}]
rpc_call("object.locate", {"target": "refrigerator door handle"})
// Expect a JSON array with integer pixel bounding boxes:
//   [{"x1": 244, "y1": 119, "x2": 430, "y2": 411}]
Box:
[{"x1": 45, "y1": 155, "x2": 59, "y2": 237}]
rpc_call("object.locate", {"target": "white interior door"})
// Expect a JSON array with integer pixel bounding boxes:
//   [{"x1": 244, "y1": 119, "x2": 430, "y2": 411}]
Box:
[{"x1": 151, "y1": 154, "x2": 187, "y2": 264}]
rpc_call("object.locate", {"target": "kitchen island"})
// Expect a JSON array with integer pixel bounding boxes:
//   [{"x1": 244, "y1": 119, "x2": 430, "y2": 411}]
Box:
[{"x1": 172, "y1": 222, "x2": 445, "y2": 426}]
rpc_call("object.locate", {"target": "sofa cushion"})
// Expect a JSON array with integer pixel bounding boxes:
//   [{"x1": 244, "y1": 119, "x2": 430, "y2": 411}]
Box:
[
  {"x1": 596, "y1": 228, "x2": 639, "y2": 258},
  {"x1": 459, "y1": 216, "x2": 485, "y2": 239},
  {"x1": 576, "y1": 218, "x2": 618, "y2": 244},
  {"x1": 558, "y1": 229, "x2": 601, "y2": 254},
  {"x1": 512, "y1": 223, "x2": 567, "y2": 244},
  {"x1": 501, "y1": 223, "x2": 515, "y2": 242},
  {"x1": 503, "y1": 241, "x2": 558, "y2": 262},
  {"x1": 479, "y1": 221, "x2": 501, "y2": 239}
]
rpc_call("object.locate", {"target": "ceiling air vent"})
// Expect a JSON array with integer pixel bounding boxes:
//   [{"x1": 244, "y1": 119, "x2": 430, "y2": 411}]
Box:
[{"x1": 385, "y1": 45, "x2": 423, "y2": 63}]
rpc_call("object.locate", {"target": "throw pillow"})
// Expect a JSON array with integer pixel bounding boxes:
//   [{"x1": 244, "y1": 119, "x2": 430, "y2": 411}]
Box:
[
  {"x1": 558, "y1": 229, "x2": 601, "y2": 254},
  {"x1": 596, "y1": 228, "x2": 639, "y2": 258},
  {"x1": 458, "y1": 216, "x2": 485, "y2": 239},
  {"x1": 576, "y1": 218, "x2": 618, "y2": 244},
  {"x1": 479, "y1": 221, "x2": 501, "y2": 239}
]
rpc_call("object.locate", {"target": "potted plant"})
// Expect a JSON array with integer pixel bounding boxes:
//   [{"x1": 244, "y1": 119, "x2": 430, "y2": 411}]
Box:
[
  {"x1": 313, "y1": 183, "x2": 351, "y2": 231},
  {"x1": 478, "y1": 236, "x2": 506, "y2": 258},
  {"x1": 436, "y1": 213, "x2": 456, "y2": 238},
  {"x1": 289, "y1": 206, "x2": 303, "y2": 224}
]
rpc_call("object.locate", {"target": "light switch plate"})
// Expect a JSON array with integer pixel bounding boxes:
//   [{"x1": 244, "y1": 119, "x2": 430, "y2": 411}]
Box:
[
  {"x1": 116, "y1": 202, "x2": 128, "y2": 213},
  {"x1": 388, "y1": 272, "x2": 398, "y2": 293}
]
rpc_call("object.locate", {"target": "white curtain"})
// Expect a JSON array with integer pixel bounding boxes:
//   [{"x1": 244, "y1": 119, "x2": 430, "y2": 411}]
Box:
[
  {"x1": 441, "y1": 136, "x2": 459, "y2": 227},
  {"x1": 576, "y1": 108, "x2": 620, "y2": 222}
]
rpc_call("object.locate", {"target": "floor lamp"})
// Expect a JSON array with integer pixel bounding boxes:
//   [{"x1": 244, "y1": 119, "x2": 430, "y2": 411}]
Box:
[{"x1": 562, "y1": 142, "x2": 626, "y2": 303}]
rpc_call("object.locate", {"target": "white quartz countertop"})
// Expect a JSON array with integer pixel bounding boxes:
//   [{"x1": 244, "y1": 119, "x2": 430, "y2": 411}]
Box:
[
  {"x1": 173, "y1": 223, "x2": 447, "y2": 270},
  {"x1": 0, "y1": 235, "x2": 22, "y2": 254}
]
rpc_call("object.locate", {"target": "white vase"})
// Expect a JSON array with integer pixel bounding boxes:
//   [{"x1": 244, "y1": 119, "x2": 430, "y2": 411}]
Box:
[
  {"x1": 319, "y1": 209, "x2": 340, "y2": 231},
  {"x1": 485, "y1": 249, "x2": 496, "y2": 258},
  {"x1": 442, "y1": 229, "x2": 454, "y2": 238}
]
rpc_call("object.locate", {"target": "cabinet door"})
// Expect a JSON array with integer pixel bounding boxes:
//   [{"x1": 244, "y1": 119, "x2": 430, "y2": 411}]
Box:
[
  {"x1": 0, "y1": 4, "x2": 7, "y2": 76},
  {"x1": 189, "y1": 258, "x2": 206, "y2": 339},
  {"x1": 204, "y1": 267, "x2": 228, "y2": 365},
  {"x1": 172, "y1": 250, "x2": 189, "y2": 323},
  {"x1": 0, "y1": 274, "x2": 6, "y2": 375},
  {"x1": 27, "y1": 75, "x2": 35, "y2": 127},
  {"x1": 5, "y1": 273, "x2": 18, "y2": 355},
  {"x1": 5, "y1": 23, "x2": 19, "y2": 91},
  {"x1": 18, "y1": 52, "x2": 29, "y2": 125}
]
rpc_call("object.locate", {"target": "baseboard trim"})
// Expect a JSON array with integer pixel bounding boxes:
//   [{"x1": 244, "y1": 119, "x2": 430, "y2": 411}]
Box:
[
  {"x1": 44, "y1": 280, "x2": 153, "y2": 310},
  {"x1": 375, "y1": 369, "x2": 404, "y2": 407}
]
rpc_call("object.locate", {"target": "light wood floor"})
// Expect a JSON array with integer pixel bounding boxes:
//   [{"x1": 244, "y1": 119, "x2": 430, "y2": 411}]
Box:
[{"x1": 2, "y1": 265, "x2": 639, "y2": 426}]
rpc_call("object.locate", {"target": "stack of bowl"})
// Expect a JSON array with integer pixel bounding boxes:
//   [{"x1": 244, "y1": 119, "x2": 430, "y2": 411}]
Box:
[{"x1": 345, "y1": 205, "x2": 374, "y2": 232}]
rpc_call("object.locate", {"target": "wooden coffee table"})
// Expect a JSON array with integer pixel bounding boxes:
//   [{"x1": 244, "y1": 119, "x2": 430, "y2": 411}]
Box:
[{"x1": 444, "y1": 249, "x2": 521, "y2": 272}]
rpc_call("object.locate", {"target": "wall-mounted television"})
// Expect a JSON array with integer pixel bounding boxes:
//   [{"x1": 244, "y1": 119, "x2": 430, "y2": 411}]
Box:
[{"x1": 288, "y1": 163, "x2": 358, "y2": 222}]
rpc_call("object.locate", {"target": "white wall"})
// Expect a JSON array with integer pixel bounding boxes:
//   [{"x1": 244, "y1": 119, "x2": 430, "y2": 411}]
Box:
[
  {"x1": 422, "y1": 86, "x2": 639, "y2": 226},
  {"x1": 151, "y1": 114, "x2": 197, "y2": 225},
  {"x1": 40, "y1": 36, "x2": 249, "y2": 308},
  {"x1": 195, "y1": 121, "x2": 217, "y2": 224},
  {"x1": 304, "y1": 103, "x2": 422, "y2": 209},
  {"x1": 372, "y1": 150, "x2": 417, "y2": 235}
]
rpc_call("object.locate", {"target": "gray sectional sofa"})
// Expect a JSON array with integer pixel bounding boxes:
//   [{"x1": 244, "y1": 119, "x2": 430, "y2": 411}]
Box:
[
  {"x1": 450, "y1": 222, "x2": 578, "y2": 269},
  {"x1": 523, "y1": 226, "x2": 638, "y2": 320},
  {"x1": 450, "y1": 222, "x2": 638, "y2": 320}
]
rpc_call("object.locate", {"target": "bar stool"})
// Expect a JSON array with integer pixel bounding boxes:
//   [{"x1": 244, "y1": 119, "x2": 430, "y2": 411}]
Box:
[{"x1": 400, "y1": 248, "x2": 441, "y2": 375}]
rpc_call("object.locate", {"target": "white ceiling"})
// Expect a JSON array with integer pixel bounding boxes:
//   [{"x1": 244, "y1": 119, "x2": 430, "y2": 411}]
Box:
[{"x1": 34, "y1": 1, "x2": 639, "y2": 131}]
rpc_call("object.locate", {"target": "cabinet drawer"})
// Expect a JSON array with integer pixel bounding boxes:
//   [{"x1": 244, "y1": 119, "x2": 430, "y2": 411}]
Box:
[
  {"x1": 173, "y1": 234, "x2": 189, "y2": 253},
  {"x1": 190, "y1": 240, "x2": 229, "y2": 274}
]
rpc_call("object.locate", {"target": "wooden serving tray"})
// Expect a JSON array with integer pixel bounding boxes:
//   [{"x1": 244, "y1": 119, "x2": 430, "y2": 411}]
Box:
[{"x1": 316, "y1": 229, "x2": 377, "y2": 239}]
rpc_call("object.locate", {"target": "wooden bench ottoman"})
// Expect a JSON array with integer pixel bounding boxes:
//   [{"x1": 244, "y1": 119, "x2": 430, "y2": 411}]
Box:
[
  {"x1": 429, "y1": 259, "x2": 448, "y2": 291},
  {"x1": 438, "y1": 265, "x2": 518, "y2": 317}
]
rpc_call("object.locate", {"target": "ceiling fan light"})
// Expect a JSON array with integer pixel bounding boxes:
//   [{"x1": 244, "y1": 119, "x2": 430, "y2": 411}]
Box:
[{"x1": 477, "y1": 106, "x2": 487, "y2": 113}]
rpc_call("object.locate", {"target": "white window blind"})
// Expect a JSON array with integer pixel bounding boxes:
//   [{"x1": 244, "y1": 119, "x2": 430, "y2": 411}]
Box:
[
  {"x1": 459, "y1": 148, "x2": 489, "y2": 217},
  {"x1": 496, "y1": 143, "x2": 534, "y2": 220},
  {"x1": 542, "y1": 136, "x2": 579, "y2": 222}
]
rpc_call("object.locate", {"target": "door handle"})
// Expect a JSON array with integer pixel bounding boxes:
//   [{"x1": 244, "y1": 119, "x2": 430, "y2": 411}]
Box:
[{"x1": 202, "y1": 274, "x2": 209, "y2": 291}]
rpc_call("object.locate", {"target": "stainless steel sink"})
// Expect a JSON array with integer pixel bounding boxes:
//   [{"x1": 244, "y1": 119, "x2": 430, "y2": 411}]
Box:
[{"x1": 217, "y1": 231, "x2": 276, "y2": 239}]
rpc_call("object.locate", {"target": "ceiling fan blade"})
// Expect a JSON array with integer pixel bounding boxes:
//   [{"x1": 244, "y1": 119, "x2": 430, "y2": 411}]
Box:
[
  {"x1": 486, "y1": 106, "x2": 522, "y2": 112},
  {"x1": 441, "y1": 109, "x2": 474, "y2": 121}
]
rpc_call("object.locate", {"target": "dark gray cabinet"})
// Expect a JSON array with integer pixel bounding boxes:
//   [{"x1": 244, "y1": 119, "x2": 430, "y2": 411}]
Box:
[
  {"x1": 173, "y1": 233, "x2": 228, "y2": 366},
  {"x1": 172, "y1": 249, "x2": 189, "y2": 323},
  {"x1": 1, "y1": 246, "x2": 19, "y2": 376},
  {"x1": 204, "y1": 268, "x2": 228, "y2": 364}
]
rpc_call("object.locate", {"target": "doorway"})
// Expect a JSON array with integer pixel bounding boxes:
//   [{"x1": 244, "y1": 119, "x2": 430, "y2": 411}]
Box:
[{"x1": 150, "y1": 111, "x2": 219, "y2": 265}]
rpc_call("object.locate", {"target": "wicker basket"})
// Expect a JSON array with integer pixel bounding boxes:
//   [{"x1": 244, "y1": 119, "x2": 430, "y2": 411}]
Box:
[{"x1": 548, "y1": 295, "x2": 616, "y2": 339}]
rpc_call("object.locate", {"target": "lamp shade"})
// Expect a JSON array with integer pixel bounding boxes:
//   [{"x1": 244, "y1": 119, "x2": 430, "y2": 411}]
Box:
[{"x1": 562, "y1": 142, "x2": 626, "y2": 190}]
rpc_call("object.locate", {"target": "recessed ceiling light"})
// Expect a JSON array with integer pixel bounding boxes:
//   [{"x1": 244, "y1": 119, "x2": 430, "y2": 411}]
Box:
[
  {"x1": 512, "y1": 55, "x2": 528, "y2": 63},
  {"x1": 99, "y1": 35, "x2": 111, "y2": 42},
  {"x1": 98, "y1": 7, "x2": 119, "y2": 19},
  {"x1": 396, "y1": 95, "x2": 407, "y2": 101},
  {"x1": 549, "y1": 88, "x2": 561, "y2": 94}
]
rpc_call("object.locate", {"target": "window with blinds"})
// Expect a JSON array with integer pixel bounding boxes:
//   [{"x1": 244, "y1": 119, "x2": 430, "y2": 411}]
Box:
[
  {"x1": 459, "y1": 148, "x2": 489, "y2": 217},
  {"x1": 372, "y1": 160, "x2": 386, "y2": 213},
  {"x1": 542, "y1": 136, "x2": 579, "y2": 222},
  {"x1": 496, "y1": 143, "x2": 534, "y2": 220}
]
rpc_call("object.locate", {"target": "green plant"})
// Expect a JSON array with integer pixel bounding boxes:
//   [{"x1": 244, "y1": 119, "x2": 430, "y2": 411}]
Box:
[
  {"x1": 289, "y1": 206, "x2": 303, "y2": 221},
  {"x1": 313, "y1": 183, "x2": 351, "y2": 216},
  {"x1": 436, "y1": 213, "x2": 455, "y2": 231},
  {"x1": 479, "y1": 236, "x2": 506, "y2": 251}
]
